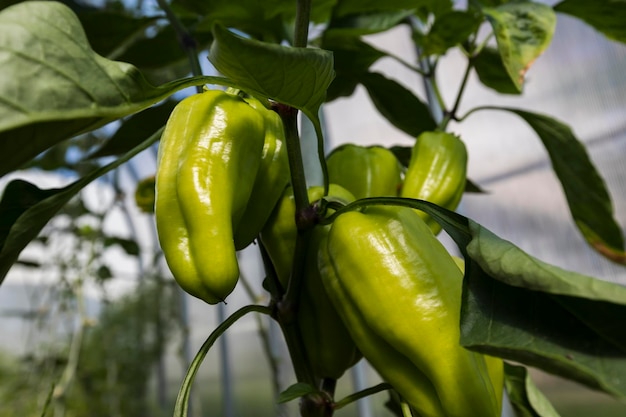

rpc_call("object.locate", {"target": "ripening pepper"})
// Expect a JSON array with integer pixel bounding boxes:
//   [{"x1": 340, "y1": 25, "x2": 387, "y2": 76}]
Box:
[
  {"x1": 233, "y1": 97, "x2": 290, "y2": 250},
  {"x1": 401, "y1": 131, "x2": 467, "y2": 234},
  {"x1": 327, "y1": 144, "x2": 403, "y2": 199},
  {"x1": 319, "y1": 205, "x2": 503, "y2": 417},
  {"x1": 260, "y1": 184, "x2": 362, "y2": 379},
  {"x1": 155, "y1": 90, "x2": 266, "y2": 304}
]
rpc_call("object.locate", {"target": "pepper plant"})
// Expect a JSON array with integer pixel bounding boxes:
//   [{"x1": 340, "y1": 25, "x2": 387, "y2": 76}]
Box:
[{"x1": 0, "y1": 0, "x2": 625, "y2": 416}]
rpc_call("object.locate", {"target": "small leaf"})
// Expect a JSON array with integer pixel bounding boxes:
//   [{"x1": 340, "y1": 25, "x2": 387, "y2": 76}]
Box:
[
  {"x1": 360, "y1": 72, "x2": 436, "y2": 137},
  {"x1": 89, "y1": 100, "x2": 178, "y2": 158},
  {"x1": 483, "y1": 2, "x2": 556, "y2": 91},
  {"x1": 416, "y1": 10, "x2": 482, "y2": 56},
  {"x1": 96, "y1": 265, "x2": 113, "y2": 280},
  {"x1": 0, "y1": 1, "x2": 223, "y2": 178},
  {"x1": 472, "y1": 46, "x2": 521, "y2": 95},
  {"x1": 554, "y1": 0, "x2": 626, "y2": 44},
  {"x1": 134, "y1": 175, "x2": 156, "y2": 214},
  {"x1": 209, "y1": 24, "x2": 335, "y2": 124},
  {"x1": 277, "y1": 383, "x2": 319, "y2": 404},
  {"x1": 0, "y1": 128, "x2": 162, "y2": 284},
  {"x1": 504, "y1": 363, "x2": 562, "y2": 417},
  {"x1": 501, "y1": 108, "x2": 625, "y2": 264}
]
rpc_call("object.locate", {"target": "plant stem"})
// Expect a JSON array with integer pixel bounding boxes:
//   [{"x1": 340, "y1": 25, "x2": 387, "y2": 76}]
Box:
[
  {"x1": 156, "y1": 0, "x2": 204, "y2": 90},
  {"x1": 294, "y1": 0, "x2": 311, "y2": 48},
  {"x1": 441, "y1": 59, "x2": 473, "y2": 131}
]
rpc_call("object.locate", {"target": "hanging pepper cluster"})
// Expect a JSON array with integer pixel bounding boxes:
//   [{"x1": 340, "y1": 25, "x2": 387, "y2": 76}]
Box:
[{"x1": 154, "y1": 89, "x2": 503, "y2": 417}]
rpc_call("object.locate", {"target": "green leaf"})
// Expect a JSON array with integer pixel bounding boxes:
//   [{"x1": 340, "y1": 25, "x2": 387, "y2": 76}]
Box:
[
  {"x1": 504, "y1": 363, "x2": 562, "y2": 417},
  {"x1": 415, "y1": 10, "x2": 482, "y2": 56},
  {"x1": 483, "y1": 2, "x2": 556, "y2": 91},
  {"x1": 554, "y1": 0, "x2": 626, "y2": 44},
  {"x1": 472, "y1": 46, "x2": 521, "y2": 95},
  {"x1": 89, "y1": 100, "x2": 178, "y2": 158},
  {"x1": 360, "y1": 72, "x2": 436, "y2": 137},
  {"x1": 500, "y1": 108, "x2": 625, "y2": 264},
  {"x1": 0, "y1": 1, "x2": 224, "y2": 178},
  {"x1": 0, "y1": 127, "x2": 163, "y2": 284},
  {"x1": 209, "y1": 23, "x2": 335, "y2": 124},
  {"x1": 324, "y1": 10, "x2": 413, "y2": 38},
  {"x1": 277, "y1": 383, "x2": 318, "y2": 404}
]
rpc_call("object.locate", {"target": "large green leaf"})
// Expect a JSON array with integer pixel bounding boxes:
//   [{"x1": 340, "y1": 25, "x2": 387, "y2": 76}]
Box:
[
  {"x1": 0, "y1": 1, "x2": 221, "y2": 178},
  {"x1": 500, "y1": 108, "x2": 625, "y2": 264},
  {"x1": 0, "y1": 127, "x2": 163, "y2": 284},
  {"x1": 472, "y1": 46, "x2": 521, "y2": 95},
  {"x1": 337, "y1": 198, "x2": 626, "y2": 398},
  {"x1": 360, "y1": 72, "x2": 437, "y2": 137},
  {"x1": 209, "y1": 23, "x2": 335, "y2": 124},
  {"x1": 504, "y1": 363, "x2": 562, "y2": 417},
  {"x1": 483, "y1": 2, "x2": 556, "y2": 92},
  {"x1": 554, "y1": 0, "x2": 626, "y2": 44}
]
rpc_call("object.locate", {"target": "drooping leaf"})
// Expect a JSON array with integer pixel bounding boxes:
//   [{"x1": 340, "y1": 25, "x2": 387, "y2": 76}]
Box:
[
  {"x1": 472, "y1": 46, "x2": 521, "y2": 95},
  {"x1": 501, "y1": 108, "x2": 625, "y2": 264},
  {"x1": 324, "y1": 10, "x2": 413, "y2": 38},
  {"x1": 0, "y1": 128, "x2": 163, "y2": 284},
  {"x1": 347, "y1": 198, "x2": 626, "y2": 399},
  {"x1": 89, "y1": 100, "x2": 178, "y2": 158},
  {"x1": 415, "y1": 10, "x2": 482, "y2": 56},
  {"x1": 0, "y1": 1, "x2": 225, "y2": 178},
  {"x1": 554, "y1": 0, "x2": 626, "y2": 44},
  {"x1": 360, "y1": 72, "x2": 436, "y2": 137},
  {"x1": 209, "y1": 23, "x2": 335, "y2": 124},
  {"x1": 504, "y1": 363, "x2": 562, "y2": 417},
  {"x1": 277, "y1": 383, "x2": 319, "y2": 404},
  {"x1": 483, "y1": 2, "x2": 556, "y2": 91}
]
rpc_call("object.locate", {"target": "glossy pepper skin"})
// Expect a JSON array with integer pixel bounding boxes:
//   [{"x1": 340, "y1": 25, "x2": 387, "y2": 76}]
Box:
[
  {"x1": 401, "y1": 131, "x2": 467, "y2": 234},
  {"x1": 327, "y1": 144, "x2": 403, "y2": 199},
  {"x1": 319, "y1": 206, "x2": 503, "y2": 417},
  {"x1": 155, "y1": 90, "x2": 265, "y2": 304},
  {"x1": 260, "y1": 184, "x2": 362, "y2": 379},
  {"x1": 233, "y1": 97, "x2": 290, "y2": 250}
]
